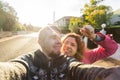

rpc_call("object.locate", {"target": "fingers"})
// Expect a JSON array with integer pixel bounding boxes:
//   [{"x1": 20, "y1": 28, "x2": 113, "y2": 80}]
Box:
[
  {"x1": 80, "y1": 25, "x2": 93, "y2": 36},
  {"x1": 84, "y1": 25, "x2": 94, "y2": 32},
  {"x1": 80, "y1": 25, "x2": 95, "y2": 39}
]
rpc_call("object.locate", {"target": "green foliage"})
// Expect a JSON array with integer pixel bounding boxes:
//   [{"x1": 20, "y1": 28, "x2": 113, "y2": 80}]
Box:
[
  {"x1": 14, "y1": 22, "x2": 26, "y2": 31},
  {"x1": 0, "y1": 1, "x2": 19, "y2": 31},
  {"x1": 110, "y1": 25, "x2": 120, "y2": 28},
  {"x1": 68, "y1": 17, "x2": 83, "y2": 33},
  {"x1": 81, "y1": 0, "x2": 113, "y2": 28},
  {"x1": 58, "y1": 25, "x2": 70, "y2": 34},
  {"x1": 24, "y1": 24, "x2": 40, "y2": 32},
  {"x1": 114, "y1": 21, "x2": 120, "y2": 25},
  {"x1": 69, "y1": 25, "x2": 80, "y2": 33},
  {"x1": 0, "y1": 1, "x2": 38, "y2": 32},
  {"x1": 69, "y1": 0, "x2": 113, "y2": 33}
]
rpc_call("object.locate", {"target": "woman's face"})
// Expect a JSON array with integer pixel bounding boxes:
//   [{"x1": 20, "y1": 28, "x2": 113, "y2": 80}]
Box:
[{"x1": 61, "y1": 37, "x2": 78, "y2": 57}]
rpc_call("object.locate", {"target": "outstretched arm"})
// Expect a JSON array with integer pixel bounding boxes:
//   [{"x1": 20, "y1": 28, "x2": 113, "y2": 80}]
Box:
[
  {"x1": 69, "y1": 61, "x2": 120, "y2": 80},
  {"x1": 0, "y1": 62, "x2": 27, "y2": 80}
]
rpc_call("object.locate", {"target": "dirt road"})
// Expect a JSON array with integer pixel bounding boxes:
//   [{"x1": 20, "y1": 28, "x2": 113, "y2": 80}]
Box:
[{"x1": 0, "y1": 33, "x2": 39, "y2": 62}]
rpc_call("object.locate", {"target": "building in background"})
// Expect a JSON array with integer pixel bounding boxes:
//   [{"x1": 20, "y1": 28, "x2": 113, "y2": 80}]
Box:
[
  {"x1": 53, "y1": 16, "x2": 71, "y2": 27},
  {"x1": 53, "y1": 16, "x2": 72, "y2": 33},
  {"x1": 53, "y1": 16, "x2": 81, "y2": 33}
]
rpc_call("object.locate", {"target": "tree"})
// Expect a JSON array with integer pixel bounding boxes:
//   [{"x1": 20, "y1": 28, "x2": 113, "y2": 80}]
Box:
[
  {"x1": 69, "y1": 17, "x2": 83, "y2": 33},
  {"x1": 0, "y1": 1, "x2": 5, "y2": 31},
  {"x1": 81, "y1": 0, "x2": 113, "y2": 28},
  {"x1": 0, "y1": 1, "x2": 19, "y2": 31}
]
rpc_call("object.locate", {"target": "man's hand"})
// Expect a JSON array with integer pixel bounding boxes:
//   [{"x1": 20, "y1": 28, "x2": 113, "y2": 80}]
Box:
[{"x1": 103, "y1": 67, "x2": 120, "y2": 80}]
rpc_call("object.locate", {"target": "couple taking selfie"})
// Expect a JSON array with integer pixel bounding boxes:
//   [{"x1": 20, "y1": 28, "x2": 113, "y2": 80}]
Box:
[{"x1": 0, "y1": 25, "x2": 119, "y2": 80}]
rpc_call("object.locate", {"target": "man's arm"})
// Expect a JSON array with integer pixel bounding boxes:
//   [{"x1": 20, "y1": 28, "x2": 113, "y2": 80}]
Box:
[
  {"x1": 0, "y1": 62, "x2": 27, "y2": 80},
  {"x1": 69, "y1": 61, "x2": 120, "y2": 80}
]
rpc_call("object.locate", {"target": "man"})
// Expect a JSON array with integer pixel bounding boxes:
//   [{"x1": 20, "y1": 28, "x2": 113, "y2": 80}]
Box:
[{"x1": 0, "y1": 26, "x2": 120, "y2": 80}]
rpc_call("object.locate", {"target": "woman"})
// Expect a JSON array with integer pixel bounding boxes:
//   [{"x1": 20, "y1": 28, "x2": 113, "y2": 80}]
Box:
[{"x1": 61, "y1": 25, "x2": 118, "y2": 64}]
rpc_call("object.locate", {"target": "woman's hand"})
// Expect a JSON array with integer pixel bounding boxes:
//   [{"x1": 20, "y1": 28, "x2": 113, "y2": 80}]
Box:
[{"x1": 80, "y1": 25, "x2": 96, "y2": 40}]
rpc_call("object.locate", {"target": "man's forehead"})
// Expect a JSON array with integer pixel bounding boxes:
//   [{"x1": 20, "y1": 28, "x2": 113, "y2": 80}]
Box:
[
  {"x1": 39, "y1": 26, "x2": 61, "y2": 39},
  {"x1": 48, "y1": 26, "x2": 61, "y2": 37}
]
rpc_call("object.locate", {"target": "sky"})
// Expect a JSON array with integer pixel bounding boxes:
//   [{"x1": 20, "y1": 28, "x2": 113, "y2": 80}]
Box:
[{"x1": 1, "y1": 0, "x2": 120, "y2": 27}]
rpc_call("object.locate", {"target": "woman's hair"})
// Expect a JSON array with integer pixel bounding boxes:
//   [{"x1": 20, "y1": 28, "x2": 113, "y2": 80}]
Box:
[{"x1": 61, "y1": 33, "x2": 85, "y2": 60}]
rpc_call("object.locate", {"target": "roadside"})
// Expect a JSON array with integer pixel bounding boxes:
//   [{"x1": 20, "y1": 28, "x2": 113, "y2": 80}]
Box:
[
  {"x1": 0, "y1": 31, "x2": 31, "y2": 42},
  {"x1": 0, "y1": 34, "x2": 39, "y2": 62},
  {"x1": 0, "y1": 35, "x2": 20, "y2": 42}
]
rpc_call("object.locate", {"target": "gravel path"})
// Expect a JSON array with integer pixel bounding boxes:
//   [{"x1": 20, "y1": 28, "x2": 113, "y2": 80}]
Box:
[{"x1": 0, "y1": 35, "x2": 39, "y2": 62}]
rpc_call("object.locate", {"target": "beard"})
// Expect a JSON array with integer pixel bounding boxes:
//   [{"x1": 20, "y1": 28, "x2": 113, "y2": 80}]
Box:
[{"x1": 48, "y1": 51, "x2": 60, "y2": 59}]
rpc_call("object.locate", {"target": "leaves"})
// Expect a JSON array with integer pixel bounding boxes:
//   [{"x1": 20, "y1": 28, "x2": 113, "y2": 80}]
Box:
[
  {"x1": 0, "y1": 1, "x2": 25, "y2": 31},
  {"x1": 82, "y1": 0, "x2": 113, "y2": 28}
]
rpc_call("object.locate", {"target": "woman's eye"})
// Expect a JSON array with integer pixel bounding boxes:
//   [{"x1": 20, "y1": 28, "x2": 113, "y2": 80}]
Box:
[{"x1": 71, "y1": 43, "x2": 77, "y2": 47}]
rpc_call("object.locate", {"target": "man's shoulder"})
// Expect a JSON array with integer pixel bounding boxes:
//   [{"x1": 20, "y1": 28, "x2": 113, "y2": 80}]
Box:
[{"x1": 10, "y1": 49, "x2": 40, "y2": 65}]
